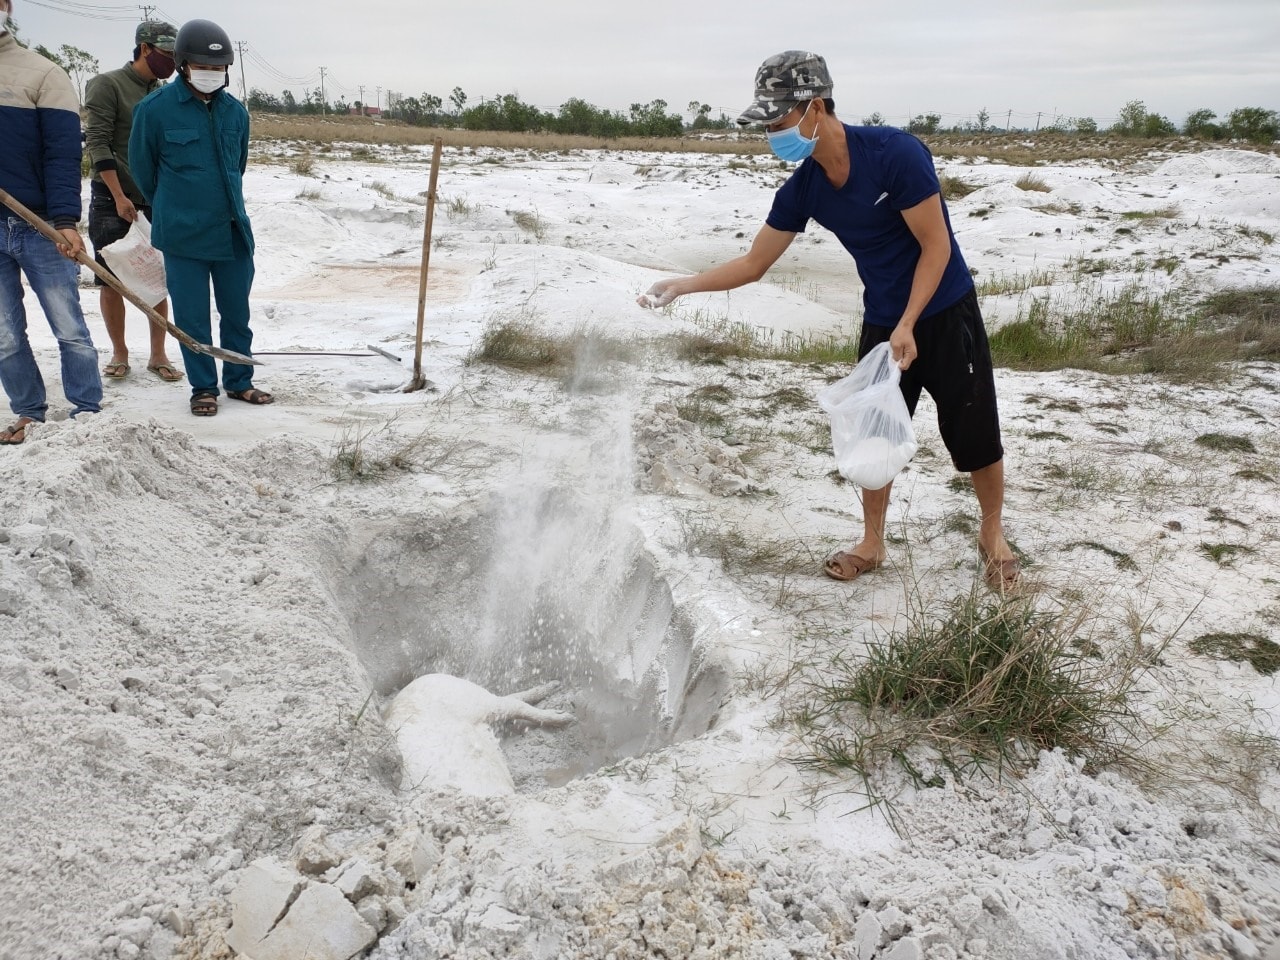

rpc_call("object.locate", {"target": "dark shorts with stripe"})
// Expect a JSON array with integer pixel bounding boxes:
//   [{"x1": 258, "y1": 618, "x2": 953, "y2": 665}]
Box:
[
  {"x1": 88, "y1": 183, "x2": 152, "y2": 287},
  {"x1": 858, "y1": 288, "x2": 1004, "y2": 473}
]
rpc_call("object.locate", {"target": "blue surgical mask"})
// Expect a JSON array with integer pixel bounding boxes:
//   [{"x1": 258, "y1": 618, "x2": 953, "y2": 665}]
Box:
[{"x1": 767, "y1": 101, "x2": 818, "y2": 163}]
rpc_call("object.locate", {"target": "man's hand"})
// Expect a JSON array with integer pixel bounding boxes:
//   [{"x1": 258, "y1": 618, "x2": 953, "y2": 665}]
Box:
[
  {"x1": 54, "y1": 228, "x2": 84, "y2": 261},
  {"x1": 113, "y1": 194, "x2": 138, "y2": 223},
  {"x1": 889, "y1": 324, "x2": 917, "y2": 370},
  {"x1": 637, "y1": 278, "x2": 682, "y2": 309}
]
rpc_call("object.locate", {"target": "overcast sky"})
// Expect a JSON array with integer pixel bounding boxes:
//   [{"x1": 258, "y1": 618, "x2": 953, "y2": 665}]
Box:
[{"x1": 11, "y1": 0, "x2": 1279, "y2": 128}]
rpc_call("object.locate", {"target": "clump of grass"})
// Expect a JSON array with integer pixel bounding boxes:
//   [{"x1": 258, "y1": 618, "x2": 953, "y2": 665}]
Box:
[
  {"x1": 1014, "y1": 172, "x2": 1051, "y2": 192},
  {"x1": 444, "y1": 194, "x2": 473, "y2": 218},
  {"x1": 1189, "y1": 633, "x2": 1280, "y2": 675},
  {"x1": 508, "y1": 208, "x2": 546, "y2": 240},
  {"x1": 1120, "y1": 206, "x2": 1179, "y2": 220},
  {"x1": 466, "y1": 319, "x2": 634, "y2": 376},
  {"x1": 1198, "y1": 542, "x2": 1255, "y2": 567},
  {"x1": 366, "y1": 180, "x2": 397, "y2": 201},
  {"x1": 1065, "y1": 540, "x2": 1138, "y2": 571},
  {"x1": 796, "y1": 593, "x2": 1152, "y2": 795},
  {"x1": 675, "y1": 394, "x2": 727, "y2": 429},
  {"x1": 467, "y1": 321, "x2": 564, "y2": 371},
  {"x1": 759, "y1": 387, "x2": 810, "y2": 411},
  {"x1": 940, "y1": 173, "x2": 979, "y2": 200},
  {"x1": 329, "y1": 419, "x2": 446, "y2": 482},
  {"x1": 682, "y1": 522, "x2": 811, "y2": 577},
  {"x1": 296, "y1": 187, "x2": 322, "y2": 201},
  {"x1": 976, "y1": 268, "x2": 1056, "y2": 297},
  {"x1": 987, "y1": 282, "x2": 1250, "y2": 378},
  {"x1": 1194, "y1": 433, "x2": 1257, "y2": 454},
  {"x1": 290, "y1": 153, "x2": 315, "y2": 176}
]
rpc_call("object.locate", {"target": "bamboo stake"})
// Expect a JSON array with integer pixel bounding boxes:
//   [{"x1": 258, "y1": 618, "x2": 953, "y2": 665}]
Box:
[{"x1": 404, "y1": 138, "x2": 443, "y2": 392}]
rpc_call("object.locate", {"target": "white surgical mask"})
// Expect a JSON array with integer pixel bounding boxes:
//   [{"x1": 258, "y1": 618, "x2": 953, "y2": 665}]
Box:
[{"x1": 188, "y1": 69, "x2": 225, "y2": 94}]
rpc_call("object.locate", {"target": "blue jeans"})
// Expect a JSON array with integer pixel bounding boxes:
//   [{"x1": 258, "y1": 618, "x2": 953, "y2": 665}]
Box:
[
  {"x1": 0, "y1": 217, "x2": 103, "y2": 421},
  {"x1": 164, "y1": 231, "x2": 256, "y2": 397}
]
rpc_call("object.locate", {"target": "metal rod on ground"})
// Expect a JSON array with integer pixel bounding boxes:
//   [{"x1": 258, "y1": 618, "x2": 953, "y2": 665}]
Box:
[
  {"x1": 404, "y1": 137, "x2": 442, "y2": 393},
  {"x1": 365, "y1": 344, "x2": 402, "y2": 363},
  {"x1": 0, "y1": 187, "x2": 259, "y2": 366}
]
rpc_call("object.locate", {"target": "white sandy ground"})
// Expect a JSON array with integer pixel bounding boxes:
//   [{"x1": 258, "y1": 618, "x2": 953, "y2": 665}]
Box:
[{"x1": 1, "y1": 139, "x2": 1279, "y2": 960}]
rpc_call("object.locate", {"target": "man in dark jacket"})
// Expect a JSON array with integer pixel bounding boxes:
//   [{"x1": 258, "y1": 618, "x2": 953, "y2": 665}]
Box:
[
  {"x1": 130, "y1": 18, "x2": 271, "y2": 417},
  {"x1": 84, "y1": 19, "x2": 183, "y2": 383},
  {"x1": 0, "y1": 0, "x2": 103, "y2": 443}
]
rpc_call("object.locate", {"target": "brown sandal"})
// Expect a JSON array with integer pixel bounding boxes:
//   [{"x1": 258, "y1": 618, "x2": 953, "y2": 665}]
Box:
[
  {"x1": 979, "y1": 546, "x2": 1021, "y2": 591},
  {"x1": 190, "y1": 391, "x2": 218, "y2": 417},
  {"x1": 227, "y1": 388, "x2": 274, "y2": 405},
  {"x1": 823, "y1": 551, "x2": 884, "y2": 582}
]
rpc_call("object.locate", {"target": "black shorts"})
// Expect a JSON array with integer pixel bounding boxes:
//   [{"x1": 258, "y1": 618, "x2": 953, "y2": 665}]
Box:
[
  {"x1": 858, "y1": 289, "x2": 1004, "y2": 473},
  {"x1": 88, "y1": 183, "x2": 152, "y2": 287}
]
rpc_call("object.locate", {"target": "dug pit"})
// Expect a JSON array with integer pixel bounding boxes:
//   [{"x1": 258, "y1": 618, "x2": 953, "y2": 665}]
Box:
[{"x1": 326, "y1": 486, "x2": 730, "y2": 790}]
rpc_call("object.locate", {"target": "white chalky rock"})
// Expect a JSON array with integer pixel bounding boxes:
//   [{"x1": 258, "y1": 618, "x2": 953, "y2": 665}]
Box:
[
  {"x1": 291, "y1": 825, "x2": 342, "y2": 875},
  {"x1": 251, "y1": 884, "x2": 376, "y2": 960},
  {"x1": 854, "y1": 910, "x2": 883, "y2": 960},
  {"x1": 334, "y1": 857, "x2": 384, "y2": 902},
  {"x1": 385, "y1": 674, "x2": 574, "y2": 796},
  {"x1": 884, "y1": 937, "x2": 923, "y2": 960},
  {"x1": 384, "y1": 828, "x2": 441, "y2": 885},
  {"x1": 225, "y1": 857, "x2": 305, "y2": 956}
]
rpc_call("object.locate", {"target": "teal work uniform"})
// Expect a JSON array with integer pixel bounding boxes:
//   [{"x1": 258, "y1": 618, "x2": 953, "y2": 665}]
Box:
[{"x1": 129, "y1": 78, "x2": 258, "y2": 397}]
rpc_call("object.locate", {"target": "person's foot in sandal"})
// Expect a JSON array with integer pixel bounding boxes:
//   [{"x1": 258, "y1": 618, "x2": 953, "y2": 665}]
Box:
[
  {"x1": 190, "y1": 391, "x2": 218, "y2": 417},
  {"x1": 227, "y1": 388, "x2": 274, "y2": 405},
  {"x1": 147, "y1": 360, "x2": 184, "y2": 382},
  {"x1": 978, "y1": 542, "x2": 1021, "y2": 592},
  {"x1": 103, "y1": 359, "x2": 130, "y2": 379},
  {"x1": 0, "y1": 417, "x2": 36, "y2": 444},
  {"x1": 823, "y1": 548, "x2": 886, "y2": 582}
]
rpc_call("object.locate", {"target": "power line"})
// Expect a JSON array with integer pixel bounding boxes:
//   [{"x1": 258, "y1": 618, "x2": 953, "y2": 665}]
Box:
[{"x1": 21, "y1": 0, "x2": 136, "y2": 19}]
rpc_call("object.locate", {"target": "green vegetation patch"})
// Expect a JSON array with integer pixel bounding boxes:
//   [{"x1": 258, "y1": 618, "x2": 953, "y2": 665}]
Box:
[
  {"x1": 1065, "y1": 540, "x2": 1138, "y2": 571},
  {"x1": 795, "y1": 594, "x2": 1149, "y2": 797},
  {"x1": 1189, "y1": 632, "x2": 1280, "y2": 675},
  {"x1": 1194, "y1": 433, "x2": 1257, "y2": 454}
]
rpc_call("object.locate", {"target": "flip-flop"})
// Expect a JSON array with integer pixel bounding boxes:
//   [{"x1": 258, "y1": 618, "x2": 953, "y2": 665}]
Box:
[
  {"x1": 0, "y1": 417, "x2": 35, "y2": 445},
  {"x1": 978, "y1": 546, "x2": 1021, "y2": 592},
  {"x1": 103, "y1": 361, "x2": 130, "y2": 379},
  {"x1": 227, "y1": 388, "x2": 274, "y2": 405},
  {"x1": 147, "y1": 363, "x2": 185, "y2": 382},
  {"x1": 823, "y1": 551, "x2": 884, "y2": 582}
]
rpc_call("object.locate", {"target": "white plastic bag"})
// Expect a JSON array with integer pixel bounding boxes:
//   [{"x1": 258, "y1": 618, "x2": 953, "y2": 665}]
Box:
[
  {"x1": 816, "y1": 341, "x2": 917, "y2": 489},
  {"x1": 99, "y1": 212, "x2": 167, "y2": 307}
]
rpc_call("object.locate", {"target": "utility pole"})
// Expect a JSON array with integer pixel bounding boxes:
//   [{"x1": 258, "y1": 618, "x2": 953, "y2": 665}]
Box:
[
  {"x1": 376, "y1": 85, "x2": 381, "y2": 114},
  {"x1": 1035, "y1": 111, "x2": 1042, "y2": 132},
  {"x1": 235, "y1": 40, "x2": 247, "y2": 101},
  {"x1": 358, "y1": 84, "x2": 365, "y2": 116},
  {"x1": 1006, "y1": 109, "x2": 1012, "y2": 132},
  {"x1": 138, "y1": 4, "x2": 156, "y2": 20},
  {"x1": 319, "y1": 66, "x2": 327, "y2": 114}
]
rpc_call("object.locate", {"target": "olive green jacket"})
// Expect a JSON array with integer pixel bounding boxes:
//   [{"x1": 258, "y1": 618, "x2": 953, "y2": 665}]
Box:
[{"x1": 83, "y1": 63, "x2": 158, "y2": 204}]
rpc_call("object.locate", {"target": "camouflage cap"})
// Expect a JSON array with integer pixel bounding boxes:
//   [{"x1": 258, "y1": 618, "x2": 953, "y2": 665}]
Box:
[
  {"x1": 737, "y1": 50, "x2": 833, "y2": 127},
  {"x1": 136, "y1": 20, "x2": 177, "y2": 52}
]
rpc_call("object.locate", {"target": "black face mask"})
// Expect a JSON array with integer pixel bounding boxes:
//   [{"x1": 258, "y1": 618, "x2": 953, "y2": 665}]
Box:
[{"x1": 144, "y1": 48, "x2": 176, "y2": 80}]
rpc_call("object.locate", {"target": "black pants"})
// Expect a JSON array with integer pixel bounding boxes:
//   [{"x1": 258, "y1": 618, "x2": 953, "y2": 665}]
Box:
[{"x1": 858, "y1": 289, "x2": 1003, "y2": 473}]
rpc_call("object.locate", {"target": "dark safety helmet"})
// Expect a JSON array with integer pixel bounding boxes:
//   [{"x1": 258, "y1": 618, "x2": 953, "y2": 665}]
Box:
[{"x1": 174, "y1": 19, "x2": 234, "y2": 68}]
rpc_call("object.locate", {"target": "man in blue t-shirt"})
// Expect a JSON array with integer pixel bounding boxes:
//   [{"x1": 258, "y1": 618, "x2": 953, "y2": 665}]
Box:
[{"x1": 640, "y1": 50, "x2": 1018, "y2": 590}]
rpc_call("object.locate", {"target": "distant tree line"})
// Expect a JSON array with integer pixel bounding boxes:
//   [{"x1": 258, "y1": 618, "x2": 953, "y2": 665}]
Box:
[
  {"x1": 246, "y1": 87, "x2": 736, "y2": 138},
  {"x1": 885, "y1": 101, "x2": 1277, "y2": 144}
]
